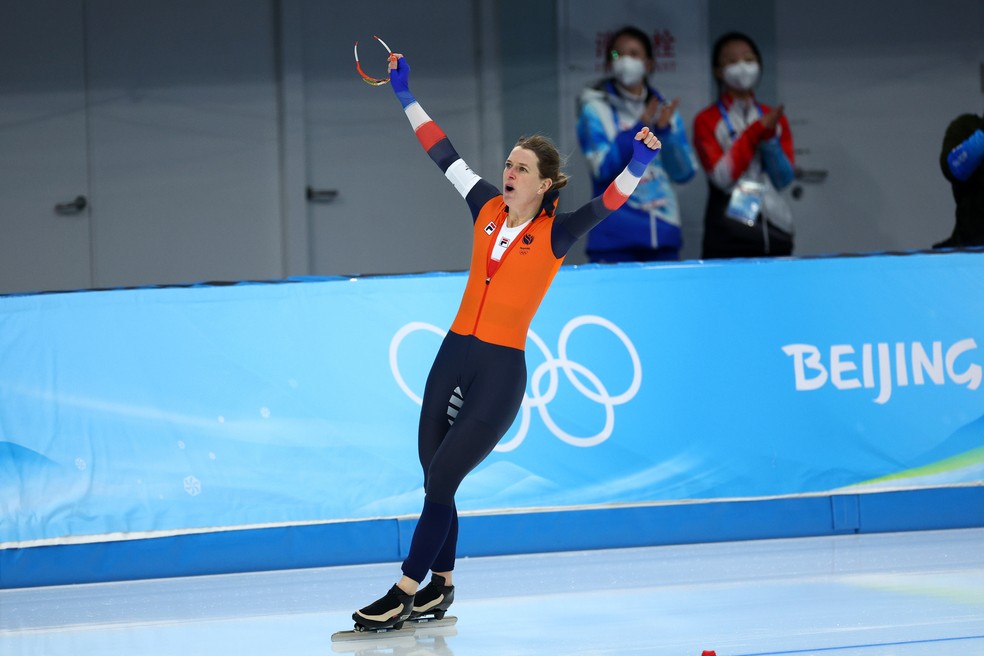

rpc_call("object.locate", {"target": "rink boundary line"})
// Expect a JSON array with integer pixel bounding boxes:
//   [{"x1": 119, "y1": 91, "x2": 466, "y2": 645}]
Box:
[{"x1": 735, "y1": 632, "x2": 984, "y2": 655}]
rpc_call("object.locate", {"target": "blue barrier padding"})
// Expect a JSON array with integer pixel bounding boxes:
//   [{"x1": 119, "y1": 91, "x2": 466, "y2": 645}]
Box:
[
  {"x1": 454, "y1": 497, "x2": 837, "y2": 557},
  {"x1": 4, "y1": 486, "x2": 982, "y2": 589},
  {"x1": 3, "y1": 250, "x2": 983, "y2": 588},
  {"x1": 0, "y1": 519, "x2": 401, "y2": 589},
  {"x1": 830, "y1": 495, "x2": 862, "y2": 533},
  {"x1": 857, "y1": 486, "x2": 984, "y2": 532}
]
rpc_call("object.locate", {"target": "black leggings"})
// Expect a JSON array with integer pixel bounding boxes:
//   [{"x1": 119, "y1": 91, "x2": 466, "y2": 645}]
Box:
[{"x1": 401, "y1": 332, "x2": 526, "y2": 582}]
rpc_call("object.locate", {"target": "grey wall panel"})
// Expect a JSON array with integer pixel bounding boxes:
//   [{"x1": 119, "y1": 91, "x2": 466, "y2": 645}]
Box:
[
  {"x1": 84, "y1": 0, "x2": 283, "y2": 287},
  {"x1": 0, "y1": 1, "x2": 92, "y2": 294}
]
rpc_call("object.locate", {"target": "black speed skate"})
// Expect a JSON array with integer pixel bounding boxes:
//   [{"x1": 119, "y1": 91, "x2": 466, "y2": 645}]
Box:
[
  {"x1": 409, "y1": 574, "x2": 457, "y2": 627},
  {"x1": 353, "y1": 585, "x2": 414, "y2": 630},
  {"x1": 331, "y1": 585, "x2": 415, "y2": 642}
]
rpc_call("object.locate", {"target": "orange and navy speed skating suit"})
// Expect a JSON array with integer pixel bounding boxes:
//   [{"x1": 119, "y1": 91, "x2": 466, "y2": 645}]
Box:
[{"x1": 389, "y1": 57, "x2": 656, "y2": 583}]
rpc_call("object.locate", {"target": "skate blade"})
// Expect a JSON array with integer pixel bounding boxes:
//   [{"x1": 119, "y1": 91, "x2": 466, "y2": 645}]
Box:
[
  {"x1": 331, "y1": 625, "x2": 416, "y2": 643},
  {"x1": 408, "y1": 614, "x2": 457, "y2": 628},
  {"x1": 408, "y1": 615, "x2": 457, "y2": 636},
  {"x1": 331, "y1": 633, "x2": 415, "y2": 654}
]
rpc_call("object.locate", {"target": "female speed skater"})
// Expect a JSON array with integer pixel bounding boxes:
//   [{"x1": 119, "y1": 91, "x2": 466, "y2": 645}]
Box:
[{"x1": 350, "y1": 51, "x2": 662, "y2": 633}]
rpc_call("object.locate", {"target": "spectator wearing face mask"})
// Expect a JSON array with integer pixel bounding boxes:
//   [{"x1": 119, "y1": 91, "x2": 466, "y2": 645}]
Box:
[
  {"x1": 693, "y1": 31, "x2": 796, "y2": 259},
  {"x1": 576, "y1": 25, "x2": 697, "y2": 263}
]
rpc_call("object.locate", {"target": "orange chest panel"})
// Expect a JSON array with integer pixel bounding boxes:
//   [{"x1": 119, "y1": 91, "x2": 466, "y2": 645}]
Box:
[{"x1": 449, "y1": 198, "x2": 564, "y2": 350}]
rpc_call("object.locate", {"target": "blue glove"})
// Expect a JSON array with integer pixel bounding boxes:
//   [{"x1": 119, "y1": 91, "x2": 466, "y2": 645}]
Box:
[
  {"x1": 628, "y1": 131, "x2": 661, "y2": 176},
  {"x1": 614, "y1": 128, "x2": 639, "y2": 164},
  {"x1": 948, "y1": 128, "x2": 984, "y2": 182},
  {"x1": 390, "y1": 56, "x2": 415, "y2": 108}
]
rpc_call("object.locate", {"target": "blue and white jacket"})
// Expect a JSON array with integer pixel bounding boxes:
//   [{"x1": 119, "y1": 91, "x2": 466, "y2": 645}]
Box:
[{"x1": 576, "y1": 79, "x2": 697, "y2": 258}]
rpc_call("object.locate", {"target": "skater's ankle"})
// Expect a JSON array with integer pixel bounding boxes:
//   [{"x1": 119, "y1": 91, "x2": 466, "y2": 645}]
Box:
[
  {"x1": 396, "y1": 575, "x2": 418, "y2": 596},
  {"x1": 432, "y1": 570, "x2": 452, "y2": 587}
]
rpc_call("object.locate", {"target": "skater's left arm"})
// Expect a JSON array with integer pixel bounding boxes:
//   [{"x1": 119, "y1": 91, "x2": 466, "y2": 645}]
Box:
[{"x1": 552, "y1": 128, "x2": 661, "y2": 257}]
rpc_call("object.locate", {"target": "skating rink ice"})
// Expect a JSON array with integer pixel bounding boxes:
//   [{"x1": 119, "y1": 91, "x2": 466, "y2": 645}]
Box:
[{"x1": 2, "y1": 527, "x2": 982, "y2": 656}]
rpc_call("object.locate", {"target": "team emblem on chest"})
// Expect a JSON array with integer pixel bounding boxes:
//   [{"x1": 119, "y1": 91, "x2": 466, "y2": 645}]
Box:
[{"x1": 518, "y1": 232, "x2": 534, "y2": 255}]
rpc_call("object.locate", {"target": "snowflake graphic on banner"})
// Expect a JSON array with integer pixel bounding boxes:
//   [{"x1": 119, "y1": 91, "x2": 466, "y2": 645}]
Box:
[{"x1": 183, "y1": 475, "x2": 202, "y2": 496}]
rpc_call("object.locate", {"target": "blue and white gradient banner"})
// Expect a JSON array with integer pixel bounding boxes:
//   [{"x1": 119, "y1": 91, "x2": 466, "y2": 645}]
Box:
[{"x1": 1, "y1": 252, "x2": 982, "y2": 545}]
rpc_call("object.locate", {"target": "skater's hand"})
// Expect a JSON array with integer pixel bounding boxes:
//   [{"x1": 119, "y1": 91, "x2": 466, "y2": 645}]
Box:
[
  {"x1": 389, "y1": 53, "x2": 410, "y2": 93},
  {"x1": 631, "y1": 126, "x2": 661, "y2": 167}
]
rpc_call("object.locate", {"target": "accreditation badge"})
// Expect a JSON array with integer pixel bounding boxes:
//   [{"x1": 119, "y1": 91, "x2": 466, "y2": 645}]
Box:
[{"x1": 725, "y1": 179, "x2": 765, "y2": 227}]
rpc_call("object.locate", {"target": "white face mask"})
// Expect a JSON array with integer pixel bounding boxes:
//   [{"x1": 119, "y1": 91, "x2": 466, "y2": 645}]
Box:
[
  {"x1": 722, "y1": 61, "x2": 760, "y2": 91},
  {"x1": 611, "y1": 55, "x2": 647, "y2": 88}
]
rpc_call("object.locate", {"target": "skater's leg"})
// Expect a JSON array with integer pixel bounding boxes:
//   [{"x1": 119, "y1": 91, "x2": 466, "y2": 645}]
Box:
[
  {"x1": 416, "y1": 335, "x2": 463, "y2": 472},
  {"x1": 358, "y1": 336, "x2": 524, "y2": 627},
  {"x1": 398, "y1": 501, "x2": 454, "y2": 589},
  {"x1": 351, "y1": 337, "x2": 462, "y2": 629},
  {"x1": 395, "y1": 334, "x2": 467, "y2": 585},
  {"x1": 402, "y1": 412, "x2": 462, "y2": 583},
  {"x1": 402, "y1": 345, "x2": 526, "y2": 581},
  {"x1": 403, "y1": 417, "x2": 498, "y2": 583},
  {"x1": 396, "y1": 575, "x2": 418, "y2": 595},
  {"x1": 422, "y1": 340, "x2": 526, "y2": 506},
  {"x1": 401, "y1": 496, "x2": 455, "y2": 583},
  {"x1": 430, "y1": 502, "x2": 457, "y2": 576}
]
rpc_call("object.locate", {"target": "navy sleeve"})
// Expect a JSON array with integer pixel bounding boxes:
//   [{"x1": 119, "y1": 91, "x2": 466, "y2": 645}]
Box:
[{"x1": 550, "y1": 197, "x2": 612, "y2": 258}]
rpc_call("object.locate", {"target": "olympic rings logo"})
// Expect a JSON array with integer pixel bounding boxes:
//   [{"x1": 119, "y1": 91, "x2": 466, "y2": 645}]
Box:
[{"x1": 389, "y1": 316, "x2": 642, "y2": 451}]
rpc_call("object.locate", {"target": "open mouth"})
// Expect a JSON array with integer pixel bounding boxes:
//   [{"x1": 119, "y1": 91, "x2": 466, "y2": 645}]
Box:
[{"x1": 505, "y1": 184, "x2": 515, "y2": 193}]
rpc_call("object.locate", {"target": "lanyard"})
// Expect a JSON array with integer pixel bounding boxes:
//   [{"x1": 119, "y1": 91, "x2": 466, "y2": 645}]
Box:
[{"x1": 716, "y1": 100, "x2": 763, "y2": 140}]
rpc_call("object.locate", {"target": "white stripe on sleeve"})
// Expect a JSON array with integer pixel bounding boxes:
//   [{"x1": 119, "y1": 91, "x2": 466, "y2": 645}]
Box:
[
  {"x1": 404, "y1": 102, "x2": 430, "y2": 131},
  {"x1": 613, "y1": 168, "x2": 641, "y2": 197},
  {"x1": 444, "y1": 158, "x2": 481, "y2": 199}
]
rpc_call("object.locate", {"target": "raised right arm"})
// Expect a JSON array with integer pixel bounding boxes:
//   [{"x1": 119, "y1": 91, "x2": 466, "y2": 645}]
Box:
[{"x1": 388, "y1": 54, "x2": 498, "y2": 222}]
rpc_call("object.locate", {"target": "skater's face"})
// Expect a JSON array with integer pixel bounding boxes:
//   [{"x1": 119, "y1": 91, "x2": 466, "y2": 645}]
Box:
[{"x1": 503, "y1": 147, "x2": 551, "y2": 208}]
